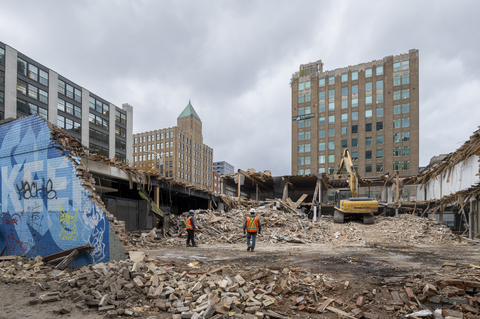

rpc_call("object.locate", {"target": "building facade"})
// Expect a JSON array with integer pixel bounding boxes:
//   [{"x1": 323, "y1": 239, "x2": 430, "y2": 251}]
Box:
[
  {"x1": 291, "y1": 49, "x2": 419, "y2": 177},
  {"x1": 0, "y1": 41, "x2": 133, "y2": 162},
  {"x1": 133, "y1": 101, "x2": 214, "y2": 189},
  {"x1": 213, "y1": 161, "x2": 235, "y2": 175}
]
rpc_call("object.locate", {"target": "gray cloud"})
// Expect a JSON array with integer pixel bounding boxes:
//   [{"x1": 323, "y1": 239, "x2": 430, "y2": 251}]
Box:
[{"x1": 1, "y1": 0, "x2": 479, "y2": 175}]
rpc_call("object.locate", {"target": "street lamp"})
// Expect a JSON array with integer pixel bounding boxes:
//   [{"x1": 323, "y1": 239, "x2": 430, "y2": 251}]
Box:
[{"x1": 146, "y1": 150, "x2": 164, "y2": 176}]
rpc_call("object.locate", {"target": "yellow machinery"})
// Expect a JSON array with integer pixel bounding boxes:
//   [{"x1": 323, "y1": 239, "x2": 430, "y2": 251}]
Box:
[{"x1": 333, "y1": 149, "x2": 378, "y2": 224}]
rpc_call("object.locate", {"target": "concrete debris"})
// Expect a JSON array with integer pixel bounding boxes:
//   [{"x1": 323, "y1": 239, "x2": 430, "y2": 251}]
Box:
[{"x1": 124, "y1": 208, "x2": 461, "y2": 249}]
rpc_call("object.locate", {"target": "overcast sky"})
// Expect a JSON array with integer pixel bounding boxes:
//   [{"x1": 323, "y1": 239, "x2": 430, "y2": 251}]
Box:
[{"x1": 1, "y1": 0, "x2": 479, "y2": 175}]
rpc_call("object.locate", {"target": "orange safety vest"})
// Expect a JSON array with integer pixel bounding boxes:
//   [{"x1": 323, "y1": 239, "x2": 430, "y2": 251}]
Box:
[
  {"x1": 186, "y1": 216, "x2": 194, "y2": 230},
  {"x1": 246, "y1": 216, "x2": 259, "y2": 232}
]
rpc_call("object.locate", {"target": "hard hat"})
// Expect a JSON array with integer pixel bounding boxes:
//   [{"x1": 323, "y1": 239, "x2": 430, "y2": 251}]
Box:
[
  {"x1": 249, "y1": 208, "x2": 256, "y2": 214},
  {"x1": 189, "y1": 209, "x2": 195, "y2": 214}
]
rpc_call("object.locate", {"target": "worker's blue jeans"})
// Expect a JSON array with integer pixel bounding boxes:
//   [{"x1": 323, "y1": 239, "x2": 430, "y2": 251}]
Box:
[{"x1": 247, "y1": 232, "x2": 257, "y2": 250}]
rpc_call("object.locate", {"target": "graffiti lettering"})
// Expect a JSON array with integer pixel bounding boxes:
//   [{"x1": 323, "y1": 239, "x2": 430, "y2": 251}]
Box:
[
  {"x1": 3, "y1": 213, "x2": 28, "y2": 254},
  {"x1": 59, "y1": 206, "x2": 78, "y2": 241},
  {"x1": 16, "y1": 178, "x2": 57, "y2": 200}
]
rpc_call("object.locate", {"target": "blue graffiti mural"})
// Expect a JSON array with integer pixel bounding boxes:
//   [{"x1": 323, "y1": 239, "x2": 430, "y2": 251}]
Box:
[{"x1": 0, "y1": 115, "x2": 109, "y2": 266}]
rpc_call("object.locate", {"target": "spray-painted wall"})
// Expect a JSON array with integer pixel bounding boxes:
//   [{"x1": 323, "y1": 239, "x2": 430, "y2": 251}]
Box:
[{"x1": 0, "y1": 116, "x2": 110, "y2": 266}]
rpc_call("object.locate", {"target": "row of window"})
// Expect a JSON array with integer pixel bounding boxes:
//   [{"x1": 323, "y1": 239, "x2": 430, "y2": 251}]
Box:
[
  {"x1": 115, "y1": 139, "x2": 126, "y2": 151},
  {"x1": 90, "y1": 128, "x2": 109, "y2": 145},
  {"x1": 115, "y1": 110, "x2": 126, "y2": 125},
  {"x1": 89, "y1": 96, "x2": 109, "y2": 116},
  {"x1": 57, "y1": 115, "x2": 81, "y2": 134},
  {"x1": 0, "y1": 91, "x2": 3, "y2": 106},
  {"x1": 58, "y1": 79, "x2": 82, "y2": 103},
  {"x1": 89, "y1": 143, "x2": 109, "y2": 157},
  {"x1": 299, "y1": 132, "x2": 410, "y2": 153},
  {"x1": 135, "y1": 132, "x2": 174, "y2": 144},
  {"x1": 89, "y1": 112, "x2": 109, "y2": 130},
  {"x1": 299, "y1": 103, "x2": 410, "y2": 122},
  {"x1": 58, "y1": 98, "x2": 81, "y2": 118},
  {"x1": 0, "y1": 47, "x2": 4, "y2": 65},
  {"x1": 115, "y1": 152, "x2": 126, "y2": 162},
  {"x1": 17, "y1": 79, "x2": 48, "y2": 104},
  {"x1": 115, "y1": 125, "x2": 126, "y2": 138},
  {"x1": 17, "y1": 58, "x2": 49, "y2": 86},
  {"x1": 0, "y1": 70, "x2": 4, "y2": 86},
  {"x1": 17, "y1": 99, "x2": 48, "y2": 119},
  {"x1": 298, "y1": 160, "x2": 410, "y2": 176},
  {"x1": 301, "y1": 88, "x2": 410, "y2": 105}
]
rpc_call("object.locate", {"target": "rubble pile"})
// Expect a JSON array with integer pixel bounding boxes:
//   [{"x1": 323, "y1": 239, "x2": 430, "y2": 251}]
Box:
[{"x1": 124, "y1": 209, "x2": 461, "y2": 248}]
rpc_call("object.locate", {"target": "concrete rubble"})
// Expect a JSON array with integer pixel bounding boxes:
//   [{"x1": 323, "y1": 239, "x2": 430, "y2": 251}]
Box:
[
  {"x1": 2, "y1": 253, "x2": 480, "y2": 318},
  {"x1": 124, "y1": 207, "x2": 463, "y2": 249}
]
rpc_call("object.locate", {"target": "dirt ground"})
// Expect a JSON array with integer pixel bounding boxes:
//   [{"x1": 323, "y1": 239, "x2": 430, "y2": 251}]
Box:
[{"x1": 2, "y1": 238, "x2": 480, "y2": 319}]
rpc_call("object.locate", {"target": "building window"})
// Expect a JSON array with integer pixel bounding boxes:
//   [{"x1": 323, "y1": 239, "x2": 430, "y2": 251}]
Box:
[
  {"x1": 297, "y1": 169, "x2": 304, "y2": 175},
  {"x1": 115, "y1": 125, "x2": 126, "y2": 138},
  {"x1": 376, "y1": 149, "x2": 383, "y2": 159},
  {"x1": 365, "y1": 82, "x2": 372, "y2": 92},
  {"x1": 352, "y1": 112, "x2": 358, "y2": 121},
  {"x1": 376, "y1": 94, "x2": 383, "y2": 104},
  {"x1": 402, "y1": 132, "x2": 410, "y2": 142},
  {"x1": 305, "y1": 119, "x2": 311, "y2": 127},
  {"x1": 17, "y1": 79, "x2": 27, "y2": 95},
  {"x1": 305, "y1": 156, "x2": 311, "y2": 165},
  {"x1": 402, "y1": 103, "x2": 410, "y2": 113},
  {"x1": 329, "y1": 76, "x2": 335, "y2": 85},
  {"x1": 352, "y1": 71, "x2": 358, "y2": 81},
  {"x1": 341, "y1": 87, "x2": 348, "y2": 96},
  {"x1": 402, "y1": 60, "x2": 409, "y2": 70},
  {"x1": 328, "y1": 115, "x2": 335, "y2": 124},
  {"x1": 351, "y1": 125, "x2": 358, "y2": 134},
  {"x1": 17, "y1": 58, "x2": 27, "y2": 76},
  {"x1": 394, "y1": 76, "x2": 401, "y2": 86},
  {"x1": 402, "y1": 146, "x2": 410, "y2": 156},
  {"x1": 352, "y1": 138, "x2": 358, "y2": 147},
  {"x1": 365, "y1": 137, "x2": 372, "y2": 146},
  {"x1": 89, "y1": 112, "x2": 109, "y2": 130},
  {"x1": 90, "y1": 128, "x2": 109, "y2": 144},
  {"x1": 341, "y1": 100, "x2": 348, "y2": 109},
  {"x1": 394, "y1": 147, "x2": 401, "y2": 157},
  {"x1": 58, "y1": 115, "x2": 81, "y2": 134},
  {"x1": 402, "y1": 74, "x2": 409, "y2": 85},
  {"x1": 305, "y1": 106, "x2": 311, "y2": 114},
  {"x1": 319, "y1": 155, "x2": 325, "y2": 164},
  {"x1": 402, "y1": 118, "x2": 410, "y2": 127},
  {"x1": 341, "y1": 140, "x2": 347, "y2": 148},
  {"x1": 328, "y1": 154, "x2": 335, "y2": 163},
  {"x1": 365, "y1": 68, "x2": 372, "y2": 78},
  {"x1": 317, "y1": 116, "x2": 325, "y2": 126},
  {"x1": 376, "y1": 121, "x2": 383, "y2": 131},
  {"x1": 352, "y1": 85, "x2": 358, "y2": 94},
  {"x1": 0, "y1": 47, "x2": 4, "y2": 65},
  {"x1": 351, "y1": 152, "x2": 358, "y2": 160},
  {"x1": 402, "y1": 89, "x2": 410, "y2": 99},
  {"x1": 393, "y1": 104, "x2": 401, "y2": 115},
  {"x1": 393, "y1": 161, "x2": 401, "y2": 170},
  {"x1": 298, "y1": 145, "x2": 304, "y2": 153},
  {"x1": 0, "y1": 91, "x2": 3, "y2": 107},
  {"x1": 393, "y1": 119, "x2": 401, "y2": 128},
  {"x1": 375, "y1": 80, "x2": 383, "y2": 90},
  {"x1": 341, "y1": 113, "x2": 348, "y2": 122},
  {"x1": 365, "y1": 123, "x2": 372, "y2": 132},
  {"x1": 328, "y1": 128, "x2": 335, "y2": 137},
  {"x1": 328, "y1": 141, "x2": 335, "y2": 150},
  {"x1": 298, "y1": 132, "x2": 304, "y2": 141},
  {"x1": 377, "y1": 135, "x2": 383, "y2": 145},
  {"x1": 365, "y1": 164, "x2": 372, "y2": 173},
  {"x1": 329, "y1": 89, "x2": 335, "y2": 98},
  {"x1": 115, "y1": 110, "x2": 127, "y2": 124},
  {"x1": 393, "y1": 62, "x2": 401, "y2": 72},
  {"x1": 319, "y1": 103, "x2": 325, "y2": 113},
  {"x1": 0, "y1": 70, "x2": 4, "y2": 86},
  {"x1": 376, "y1": 108, "x2": 383, "y2": 117},
  {"x1": 89, "y1": 96, "x2": 109, "y2": 116},
  {"x1": 298, "y1": 157, "x2": 304, "y2": 165},
  {"x1": 305, "y1": 131, "x2": 311, "y2": 139},
  {"x1": 341, "y1": 126, "x2": 348, "y2": 135},
  {"x1": 341, "y1": 73, "x2": 348, "y2": 82},
  {"x1": 393, "y1": 90, "x2": 401, "y2": 100},
  {"x1": 376, "y1": 65, "x2": 383, "y2": 75},
  {"x1": 393, "y1": 133, "x2": 401, "y2": 143},
  {"x1": 403, "y1": 161, "x2": 410, "y2": 170},
  {"x1": 319, "y1": 78, "x2": 325, "y2": 87},
  {"x1": 319, "y1": 91, "x2": 325, "y2": 100},
  {"x1": 89, "y1": 143, "x2": 109, "y2": 157},
  {"x1": 352, "y1": 98, "x2": 358, "y2": 108},
  {"x1": 298, "y1": 120, "x2": 304, "y2": 128},
  {"x1": 365, "y1": 109, "x2": 372, "y2": 118},
  {"x1": 298, "y1": 82, "x2": 305, "y2": 91},
  {"x1": 319, "y1": 167, "x2": 325, "y2": 173},
  {"x1": 298, "y1": 94, "x2": 304, "y2": 103},
  {"x1": 376, "y1": 163, "x2": 384, "y2": 172},
  {"x1": 319, "y1": 129, "x2": 325, "y2": 138},
  {"x1": 328, "y1": 102, "x2": 335, "y2": 111},
  {"x1": 298, "y1": 107, "x2": 304, "y2": 116},
  {"x1": 365, "y1": 96, "x2": 372, "y2": 105},
  {"x1": 305, "y1": 144, "x2": 311, "y2": 152},
  {"x1": 305, "y1": 80, "x2": 311, "y2": 89}
]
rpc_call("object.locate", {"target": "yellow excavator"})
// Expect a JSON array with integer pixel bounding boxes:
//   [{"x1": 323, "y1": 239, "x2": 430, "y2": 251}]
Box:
[{"x1": 333, "y1": 148, "x2": 378, "y2": 224}]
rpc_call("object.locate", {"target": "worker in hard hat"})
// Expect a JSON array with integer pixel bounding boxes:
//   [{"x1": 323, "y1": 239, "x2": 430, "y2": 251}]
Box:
[
  {"x1": 185, "y1": 210, "x2": 198, "y2": 247},
  {"x1": 243, "y1": 208, "x2": 262, "y2": 252}
]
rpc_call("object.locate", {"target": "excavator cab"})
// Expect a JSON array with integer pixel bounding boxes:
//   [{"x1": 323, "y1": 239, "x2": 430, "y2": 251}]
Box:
[{"x1": 334, "y1": 188, "x2": 352, "y2": 207}]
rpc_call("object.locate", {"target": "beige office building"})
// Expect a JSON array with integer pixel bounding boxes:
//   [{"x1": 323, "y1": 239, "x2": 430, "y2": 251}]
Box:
[
  {"x1": 133, "y1": 101, "x2": 214, "y2": 189},
  {"x1": 291, "y1": 49, "x2": 419, "y2": 178}
]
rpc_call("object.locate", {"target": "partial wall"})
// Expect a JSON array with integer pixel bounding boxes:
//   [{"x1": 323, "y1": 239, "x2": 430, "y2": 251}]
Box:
[{"x1": 0, "y1": 116, "x2": 125, "y2": 267}]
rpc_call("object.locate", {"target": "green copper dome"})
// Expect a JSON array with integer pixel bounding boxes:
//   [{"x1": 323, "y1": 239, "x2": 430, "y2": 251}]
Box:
[{"x1": 178, "y1": 100, "x2": 201, "y2": 121}]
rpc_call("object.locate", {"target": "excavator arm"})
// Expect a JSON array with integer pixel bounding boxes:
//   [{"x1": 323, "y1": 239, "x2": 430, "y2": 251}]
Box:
[{"x1": 335, "y1": 148, "x2": 358, "y2": 197}]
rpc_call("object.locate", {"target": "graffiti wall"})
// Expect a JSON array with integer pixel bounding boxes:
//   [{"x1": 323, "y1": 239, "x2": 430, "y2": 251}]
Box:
[{"x1": 0, "y1": 115, "x2": 110, "y2": 266}]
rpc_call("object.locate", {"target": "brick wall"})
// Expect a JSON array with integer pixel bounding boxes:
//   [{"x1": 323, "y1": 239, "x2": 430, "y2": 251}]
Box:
[{"x1": 0, "y1": 115, "x2": 125, "y2": 267}]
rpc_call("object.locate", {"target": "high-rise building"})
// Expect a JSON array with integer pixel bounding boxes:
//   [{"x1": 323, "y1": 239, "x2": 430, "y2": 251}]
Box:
[
  {"x1": 213, "y1": 161, "x2": 235, "y2": 175},
  {"x1": 291, "y1": 49, "x2": 419, "y2": 177},
  {"x1": 133, "y1": 101, "x2": 214, "y2": 189},
  {"x1": 0, "y1": 41, "x2": 133, "y2": 162}
]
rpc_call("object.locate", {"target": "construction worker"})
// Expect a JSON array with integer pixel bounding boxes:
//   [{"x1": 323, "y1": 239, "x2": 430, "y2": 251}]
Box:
[
  {"x1": 185, "y1": 210, "x2": 198, "y2": 247},
  {"x1": 243, "y1": 208, "x2": 261, "y2": 252}
]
